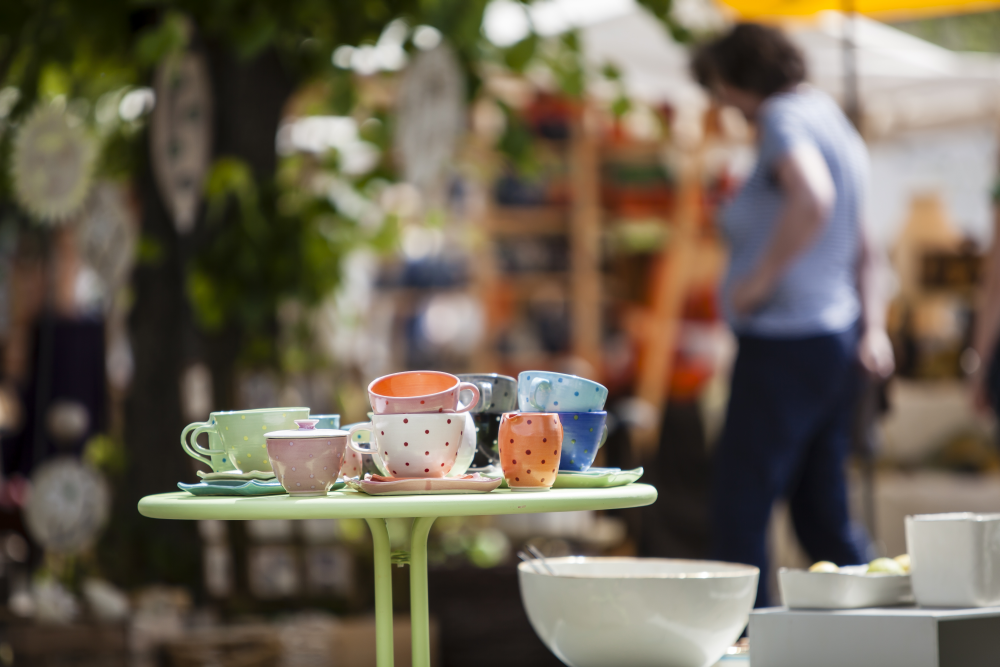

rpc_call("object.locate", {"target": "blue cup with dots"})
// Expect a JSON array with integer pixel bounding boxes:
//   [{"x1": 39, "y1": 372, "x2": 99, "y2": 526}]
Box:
[
  {"x1": 311, "y1": 414, "x2": 341, "y2": 430},
  {"x1": 517, "y1": 371, "x2": 608, "y2": 413},
  {"x1": 558, "y1": 412, "x2": 608, "y2": 472}
]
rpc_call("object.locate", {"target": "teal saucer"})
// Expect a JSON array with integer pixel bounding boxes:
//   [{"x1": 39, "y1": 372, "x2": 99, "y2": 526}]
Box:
[{"x1": 178, "y1": 479, "x2": 346, "y2": 497}]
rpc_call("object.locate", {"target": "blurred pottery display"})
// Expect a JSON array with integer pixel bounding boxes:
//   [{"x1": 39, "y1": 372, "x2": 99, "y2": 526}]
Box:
[
  {"x1": 265, "y1": 419, "x2": 348, "y2": 496},
  {"x1": 347, "y1": 413, "x2": 466, "y2": 478},
  {"x1": 519, "y1": 557, "x2": 758, "y2": 667},
  {"x1": 558, "y1": 412, "x2": 608, "y2": 472},
  {"x1": 551, "y1": 467, "x2": 643, "y2": 489},
  {"x1": 368, "y1": 370, "x2": 480, "y2": 415},
  {"x1": 346, "y1": 473, "x2": 502, "y2": 496},
  {"x1": 906, "y1": 512, "x2": 1000, "y2": 607},
  {"x1": 498, "y1": 412, "x2": 562, "y2": 491},
  {"x1": 517, "y1": 371, "x2": 608, "y2": 413},
  {"x1": 181, "y1": 407, "x2": 308, "y2": 472},
  {"x1": 456, "y1": 373, "x2": 517, "y2": 413}
]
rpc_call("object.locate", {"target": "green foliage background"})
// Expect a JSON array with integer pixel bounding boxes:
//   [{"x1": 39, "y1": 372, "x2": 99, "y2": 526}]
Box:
[{"x1": 0, "y1": 0, "x2": 681, "y2": 369}]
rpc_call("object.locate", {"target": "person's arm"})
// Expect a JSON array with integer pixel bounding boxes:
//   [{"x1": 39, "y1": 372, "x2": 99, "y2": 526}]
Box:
[
  {"x1": 730, "y1": 143, "x2": 835, "y2": 316},
  {"x1": 856, "y1": 218, "x2": 895, "y2": 378},
  {"x1": 971, "y1": 206, "x2": 1000, "y2": 410}
]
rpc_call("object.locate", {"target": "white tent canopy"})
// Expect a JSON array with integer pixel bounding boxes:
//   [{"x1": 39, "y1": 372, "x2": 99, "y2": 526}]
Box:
[{"x1": 566, "y1": 3, "x2": 1000, "y2": 244}]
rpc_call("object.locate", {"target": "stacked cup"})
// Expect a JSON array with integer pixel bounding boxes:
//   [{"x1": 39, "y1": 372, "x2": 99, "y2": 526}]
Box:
[
  {"x1": 346, "y1": 371, "x2": 480, "y2": 478},
  {"x1": 457, "y1": 373, "x2": 518, "y2": 469},
  {"x1": 502, "y1": 371, "x2": 609, "y2": 491}
]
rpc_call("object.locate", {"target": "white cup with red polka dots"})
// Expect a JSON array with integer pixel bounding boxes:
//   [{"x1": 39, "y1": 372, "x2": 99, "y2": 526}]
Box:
[{"x1": 347, "y1": 413, "x2": 466, "y2": 479}]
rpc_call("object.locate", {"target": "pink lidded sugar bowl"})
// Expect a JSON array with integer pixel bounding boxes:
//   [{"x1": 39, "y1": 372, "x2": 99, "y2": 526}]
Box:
[{"x1": 265, "y1": 419, "x2": 348, "y2": 496}]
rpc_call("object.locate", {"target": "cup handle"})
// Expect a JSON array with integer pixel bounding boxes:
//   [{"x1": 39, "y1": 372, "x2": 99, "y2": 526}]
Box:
[
  {"x1": 347, "y1": 422, "x2": 390, "y2": 474},
  {"x1": 477, "y1": 382, "x2": 493, "y2": 411},
  {"x1": 344, "y1": 422, "x2": 388, "y2": 476},
  {"x1": 454, "y1": 382, "x2": 481, "y2": 414},
  {"x1": 180, "y1": 421, "x2": 224, "y2": 468},
  {"x1": 347, "y1": 423, "x2": 377, "y2": 455},
  {"x1": 528, "y1": 377, "x2": 551, "y2": 411},
  {"x1": 598, "y1": 423, "x2": 609, "y2": 449}
]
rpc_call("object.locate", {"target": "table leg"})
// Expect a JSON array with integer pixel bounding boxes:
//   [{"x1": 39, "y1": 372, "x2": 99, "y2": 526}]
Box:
[
  {"x1": 365, "y1": 517, "x2": 395, "y2": 667},
  {"x1": 409, "y1": 516, "x2": 437, "y2": 667}
]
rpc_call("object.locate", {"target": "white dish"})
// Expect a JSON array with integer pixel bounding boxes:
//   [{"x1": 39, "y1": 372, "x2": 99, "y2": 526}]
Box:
[
  {"x1": 519, "y1": 557, "x2": 758, "y2": 667},
  {"x1": 778, "y1": 565, "x2": 912, "y2": 609},
  {"x1": 906, "y1": 512, "x2": 1000, "y2": 607}
]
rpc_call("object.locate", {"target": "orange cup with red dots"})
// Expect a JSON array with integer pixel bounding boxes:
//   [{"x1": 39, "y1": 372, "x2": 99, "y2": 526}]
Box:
[{"x1": 498, "y1": 412, "x2": 563, "y2": 491}]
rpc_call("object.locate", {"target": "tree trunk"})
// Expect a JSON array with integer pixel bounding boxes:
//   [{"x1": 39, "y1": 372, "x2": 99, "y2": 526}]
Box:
[{"x1": 107, "y1": 44, "x2": 295, "y2": 590}]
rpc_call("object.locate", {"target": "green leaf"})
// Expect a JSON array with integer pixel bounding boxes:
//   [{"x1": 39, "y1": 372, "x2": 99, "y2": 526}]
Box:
[
  {"x1": 134, "y1": 13, "x2": 190, "y2": 68},
  {"x1": 503, "y1": 33, "x2": 537, "y2": 73}
]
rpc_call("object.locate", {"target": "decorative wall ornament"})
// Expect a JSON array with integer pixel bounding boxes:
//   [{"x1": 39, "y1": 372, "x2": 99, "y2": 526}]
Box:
[
  {"x1": 24, "y1": 457, "x2": 110, "y2": 554},
  {"x1": 393, "y1": 43, "x2": 465, "y2": 194},
  {"x1": 11, "y1": 105, "x2": 97, "y2": 223},
  {"x1": 150, "y1": 50, "x2": 213, "y2": 235},
  {"x1": 77, "y1": 181, "x2": 138, "y2": 296}
]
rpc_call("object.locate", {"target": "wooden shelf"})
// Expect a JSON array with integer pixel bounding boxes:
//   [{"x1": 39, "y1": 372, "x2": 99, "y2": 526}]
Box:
[{"x1": 487, "y1": 207, "x2": 568, "y2": 235}]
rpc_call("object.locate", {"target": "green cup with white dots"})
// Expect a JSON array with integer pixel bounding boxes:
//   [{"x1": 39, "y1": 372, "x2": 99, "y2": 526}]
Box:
[
  {"x1": 557, "y1": 411, "x2": 608, "y2": 472},
  {"x1": 181, "y1": 407, "x2": 309, "y2": 472}
]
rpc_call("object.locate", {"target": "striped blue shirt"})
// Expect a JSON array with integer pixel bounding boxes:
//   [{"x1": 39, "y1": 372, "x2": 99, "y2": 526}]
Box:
[{"x1": 720, "y1": 86, "x2": 865, "y2": 337}]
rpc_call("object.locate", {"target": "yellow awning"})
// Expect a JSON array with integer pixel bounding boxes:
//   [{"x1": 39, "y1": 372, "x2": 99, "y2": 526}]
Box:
[{"x1": 719, "y1": 0, "x2": 1000, "y2": 21}]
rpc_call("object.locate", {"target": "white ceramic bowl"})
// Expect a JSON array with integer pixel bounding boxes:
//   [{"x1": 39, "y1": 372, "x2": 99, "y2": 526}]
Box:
[
  {"x1": 906, "y1": 512, "x2": 1000, "y2": 607},
  {"x1": 518, "y1": 557, "x2": 758, "y2": 667}
]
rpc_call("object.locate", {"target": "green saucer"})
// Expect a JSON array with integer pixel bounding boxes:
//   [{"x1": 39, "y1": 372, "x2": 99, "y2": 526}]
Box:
[{"x1": 551, "y1": 467, "x2": 643, "y2": 489}]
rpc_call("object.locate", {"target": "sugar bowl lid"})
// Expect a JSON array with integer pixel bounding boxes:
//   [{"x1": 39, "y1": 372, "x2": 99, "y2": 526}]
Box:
[{"x1": 265, "y1": 419, "x2": 348, "y2": 439}]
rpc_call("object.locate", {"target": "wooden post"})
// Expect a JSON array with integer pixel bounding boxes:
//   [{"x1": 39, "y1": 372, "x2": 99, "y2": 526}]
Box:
[
  {"x1": 569, "y1": 112, "x2": 603, "y2": 375},
  {"x1": 631, "y1": 143, "x2": 703, "y2": 459}
]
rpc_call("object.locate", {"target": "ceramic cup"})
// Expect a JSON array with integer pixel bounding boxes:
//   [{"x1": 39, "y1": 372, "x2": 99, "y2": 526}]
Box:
[
  {"x1": 498, "y1": 412, "x2": 563, "y2": 491},
  {"x1": 347, "y1": 413, "x2": 466, "y2": 478},
  {"x1": 181, "y1": 407, "x2": 309, "y2": 472},
  {"x1": 265, "y1": 419, "x2": 349, "y2": 496},
  {"x1": 368, "y1": 371, "x2": 480, "y2": 415},
  {"x1": 517, "y1": 371, "x2": 608, "y2": 413},
  {"x1": 311, "y1": 414, "x2": 341, "y2": 430},
  {"x1": 558, "y1": 412, "x2": 608, "y2": 472},
  {"x1": 457, "y1": 373, "x2": 518, "y2": 414}
]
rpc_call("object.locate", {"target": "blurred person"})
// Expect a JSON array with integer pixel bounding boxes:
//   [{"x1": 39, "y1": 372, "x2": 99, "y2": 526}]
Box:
[
  {"x1": 692, "y1": 23, "x2": 894, "y2": 607},
  {"x1": 973, "y1": 200, "x2": 1000, "y2": 420}
]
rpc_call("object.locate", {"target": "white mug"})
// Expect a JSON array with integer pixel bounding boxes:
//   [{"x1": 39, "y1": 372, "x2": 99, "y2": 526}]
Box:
[{"x1": 348, "y1": 413, "x2": 467, "y2": 478}]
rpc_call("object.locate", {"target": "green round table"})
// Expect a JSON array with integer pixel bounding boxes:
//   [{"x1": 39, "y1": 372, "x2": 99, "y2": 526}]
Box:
[{"x1": 139, "y1": 484, "x2": 657, "y2": 667}]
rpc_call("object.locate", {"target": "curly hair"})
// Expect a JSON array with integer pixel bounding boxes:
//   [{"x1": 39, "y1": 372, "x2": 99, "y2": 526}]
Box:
[{"x1": 691, "y1": 23, "x2": 806, "y2": 98}]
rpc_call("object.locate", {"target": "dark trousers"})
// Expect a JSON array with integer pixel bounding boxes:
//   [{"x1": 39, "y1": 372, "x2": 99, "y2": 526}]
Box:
[{"x1": 711, "y1": 322, "x2": 869, "y2": 608}]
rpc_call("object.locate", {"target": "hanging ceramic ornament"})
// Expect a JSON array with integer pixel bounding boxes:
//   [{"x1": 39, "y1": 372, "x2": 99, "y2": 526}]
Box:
[
  {"x1": 11, "y1": 105, "x2": 97, "y2": 223},
  {"x1": 393, "y1": 43, "x2": 465, "y2": 194},
  {"x1": 150, "y1": 51, "x2": 213, "y2": 235},
  {"x1": 24, "y1": 457, "x2": 110, "y2": 555},
  {"x1": 76, "y1": 181, "x2": 138, "y2": 294}
]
